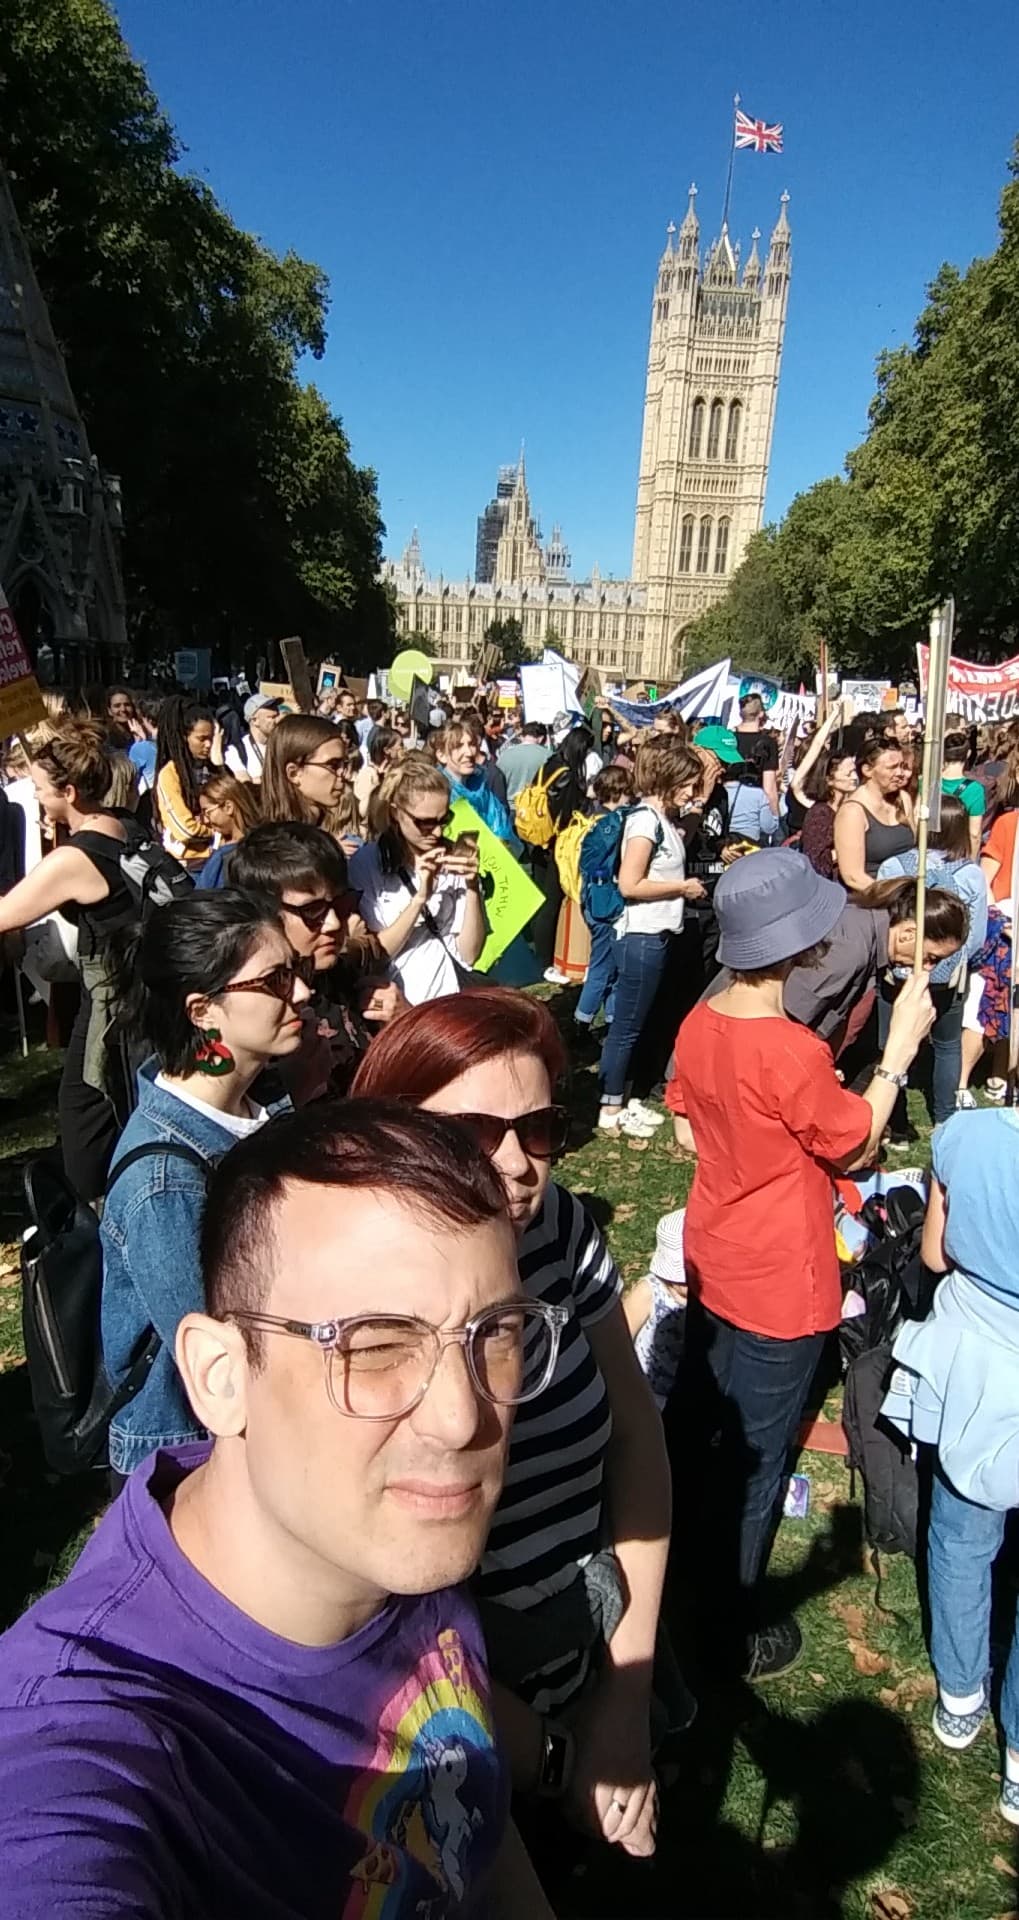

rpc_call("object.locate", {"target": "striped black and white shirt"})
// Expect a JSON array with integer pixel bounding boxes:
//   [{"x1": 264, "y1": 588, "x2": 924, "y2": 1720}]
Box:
[{"x1": 478, "y1": 1182, "x2": 621, "y2": 1710}]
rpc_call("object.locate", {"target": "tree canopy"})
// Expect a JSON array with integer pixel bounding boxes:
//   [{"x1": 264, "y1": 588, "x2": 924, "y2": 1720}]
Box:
[
  {"x1": 685, "y1": 141, "x2": 1019, "y2": 680},
  {"x1": 483, "y1": 617, "x2": 537, "y2": 673},
  {"x1": 1, "y1": 0, "x2": 394, "y2": 670}
]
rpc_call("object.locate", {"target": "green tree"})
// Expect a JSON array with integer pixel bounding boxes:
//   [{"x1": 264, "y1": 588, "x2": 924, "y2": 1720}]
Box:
[
  {"x1": 680, "y1": 529, "x2": 815, "y2": 684},
  {"x1": 484, "y1": 617, "x2": 536, "y2": 672},
  {"x1": 0, "y1": 0, "x2": 394, "y2": 670}
]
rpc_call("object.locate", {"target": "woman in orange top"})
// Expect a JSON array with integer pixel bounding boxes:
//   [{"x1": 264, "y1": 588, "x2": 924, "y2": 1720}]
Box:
[{"x1": 666, "y1": 849, "x2": 933, "y2": 1681}]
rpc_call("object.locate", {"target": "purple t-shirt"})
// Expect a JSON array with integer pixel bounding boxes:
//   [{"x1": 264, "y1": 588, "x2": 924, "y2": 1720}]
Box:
[{"x1": 0, "y1": 1445, "x2": 506, "y2": 1918}]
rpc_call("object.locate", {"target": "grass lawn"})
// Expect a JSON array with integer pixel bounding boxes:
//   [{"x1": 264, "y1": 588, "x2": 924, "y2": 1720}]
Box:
[{"x1": 0, "y1": 1011, "x2": 1016, "y2": 1919}]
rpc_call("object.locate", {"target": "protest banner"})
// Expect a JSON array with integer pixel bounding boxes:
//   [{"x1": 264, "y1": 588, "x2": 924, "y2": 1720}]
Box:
[
  {"x1": 446, "y1": 797, "x2": 543, "y2": 972},
  {"x1": 608, "y1": 658, "x2": 734, "y2": 730},
  {"x1": 280, "y1": 637, "x2": 316, "y2": 714},
  {"x1": 841, "y1": 679, "x2": 892, "y2": 713},
  {"x1": 917, "y1": 642, "x2": 1019, "y2": 724},
  {"x1": 0, "y1": 589, "x2": 46, "y2": 738}
]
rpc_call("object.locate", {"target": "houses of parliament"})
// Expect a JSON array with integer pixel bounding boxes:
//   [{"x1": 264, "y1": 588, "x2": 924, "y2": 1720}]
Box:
[{"x1": 383, "y1": 184, "x2": 791, "y2": 685}]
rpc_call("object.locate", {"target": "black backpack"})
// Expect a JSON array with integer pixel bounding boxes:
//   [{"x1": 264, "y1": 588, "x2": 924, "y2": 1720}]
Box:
[
  {"x1": 20, "y1": 1143, "x2": 211, "y2": 1476},
  {"x1": 839, "y1": 1184, "x2": 930, "y2": 1558},
  {"x1": 72, "y1": 816, "x2": 194, "y2": 949}
]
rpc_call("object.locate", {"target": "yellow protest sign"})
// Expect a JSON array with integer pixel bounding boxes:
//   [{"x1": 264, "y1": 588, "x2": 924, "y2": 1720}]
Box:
[
  {"x1": 447, "y1": 798, "x2": 542, "y2": 973},
  {"x1": 0, "y1": 592, "x2": 45, "y2": 736}
]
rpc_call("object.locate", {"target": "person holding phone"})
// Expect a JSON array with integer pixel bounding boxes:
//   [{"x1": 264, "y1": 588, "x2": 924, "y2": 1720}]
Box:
[{"x1": 349, "y1": 753, "x2": 487, "y2": 1004}]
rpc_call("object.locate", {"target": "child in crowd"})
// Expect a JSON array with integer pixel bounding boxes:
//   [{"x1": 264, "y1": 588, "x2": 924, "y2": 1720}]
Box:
[
  {"x1": 573, "y1": 764, "x2": 634, "y2": 1038},
  {"x1": 624, "y1": 1209, "x2": 688, "y2": 1410}
]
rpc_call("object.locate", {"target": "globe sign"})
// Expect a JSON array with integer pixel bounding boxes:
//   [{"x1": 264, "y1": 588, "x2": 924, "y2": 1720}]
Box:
[{"x1": 738, "y1": 675, "x2": 779, "y2": 710}]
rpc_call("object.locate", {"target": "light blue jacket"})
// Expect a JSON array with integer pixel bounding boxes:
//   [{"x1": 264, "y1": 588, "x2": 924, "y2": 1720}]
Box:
[
  {"x1": 100, "y1": 1061, "x2": 282, "y2": 1474},
  {"x1": 875, "y1": 849, "x2": 988, "y2": 985}
]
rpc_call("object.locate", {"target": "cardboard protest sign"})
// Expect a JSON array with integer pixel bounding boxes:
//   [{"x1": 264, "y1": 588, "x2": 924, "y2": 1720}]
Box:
[
  {"x1": 447, "y1": 797, "x2": 542, "y2": 972},
  {"x1": 0, "y1": 589, "x2": 46, "y2": 736}
]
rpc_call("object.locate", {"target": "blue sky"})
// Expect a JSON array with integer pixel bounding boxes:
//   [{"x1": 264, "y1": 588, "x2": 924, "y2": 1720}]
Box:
[{"x1": 116, "y1": 0, "x2": 1017, "y2": 583}]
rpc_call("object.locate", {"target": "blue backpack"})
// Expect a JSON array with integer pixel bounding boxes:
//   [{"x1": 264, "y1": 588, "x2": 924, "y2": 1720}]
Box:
[{"x1": 579, "y1": 805, "x2": 664, "y2": 925}]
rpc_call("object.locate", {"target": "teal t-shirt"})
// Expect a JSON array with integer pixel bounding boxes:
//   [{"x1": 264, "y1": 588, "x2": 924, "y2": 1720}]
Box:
[{"x1": 942, "y1": 776, "x2": 985, "y2": 817}]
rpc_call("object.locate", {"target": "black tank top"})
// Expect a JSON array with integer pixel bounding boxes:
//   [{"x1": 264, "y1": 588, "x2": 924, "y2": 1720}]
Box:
[
  {"x1": 856, "y1": 804, "x2": 915, "y2": 877},
  {"x1": 65, "y1": 820, "x2": 133, "y2": 957}
]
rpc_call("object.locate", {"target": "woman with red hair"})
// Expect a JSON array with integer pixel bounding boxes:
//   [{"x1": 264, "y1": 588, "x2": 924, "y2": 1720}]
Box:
[{"x1": 353, "y1": 988, "x2": 672, "y2": 1860}]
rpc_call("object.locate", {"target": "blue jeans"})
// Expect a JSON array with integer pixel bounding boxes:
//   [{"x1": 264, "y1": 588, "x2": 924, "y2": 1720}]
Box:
[
  {"x1": 575, "y1": 918, "x2": 618, "y2": 1028},
  {"x1": 599, "y1": 930, "x2": 671, "y2": 1103},
  {"x1": 877, "y1": 979, "x2": 963, "y2": 1127},
  {"x1": 929, "y1": 1464, "x2": 1019, "y2": 1746},
  {"x1": 685, "y1": 1300, "x2": 826, "y2": 1606}
]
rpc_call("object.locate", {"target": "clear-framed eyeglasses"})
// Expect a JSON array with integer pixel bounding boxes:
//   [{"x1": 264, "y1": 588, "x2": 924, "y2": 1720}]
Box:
[{"x1": 229, "y1": 1298, "x2": 568, "y2": 1421}]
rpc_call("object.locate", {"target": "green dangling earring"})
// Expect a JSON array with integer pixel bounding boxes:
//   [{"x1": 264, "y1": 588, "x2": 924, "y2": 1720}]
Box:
[{"x1": 193, "y1": 1027, "x2": 235, "y2": 1075}]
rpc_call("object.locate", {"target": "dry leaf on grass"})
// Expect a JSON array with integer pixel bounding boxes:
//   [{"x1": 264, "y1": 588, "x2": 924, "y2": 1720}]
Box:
[
  {"x1": 626, "y1": 1137, "x2": 650, "y2": 1153},
  {"x1": 831, "y1": 1599, "x2": 868, "y2": 1640},
  {"x1": 994, "y1": 1855, "x2": 1019, "y2": 1880},
  {"x1": 870, "y1": 1891, "x2": 912, "y2": 1920},
  {"x1": 613, "y1": 1204, "x2": 638, "y2": 1221},
  {"x1": 810, "y1": 1672, "x2": 827, "y2": 1687},
  {"x1": 848, "y1": 1639, "x2": 889, "y2": 1677}
]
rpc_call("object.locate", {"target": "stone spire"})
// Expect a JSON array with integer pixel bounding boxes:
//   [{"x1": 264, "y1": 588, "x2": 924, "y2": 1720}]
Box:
[
  {"x1": 0, "y1": 163, "x2": 126, "y2": 680},
  {"x1": 766, "y1": 191, "x2": 791, "y2": 273},
  {"x1": 677, "y1": 183, "x2": 699, "y2": 263},
  {"x1": 742, "y1": 227, "x2": 762, "y2": 286}
]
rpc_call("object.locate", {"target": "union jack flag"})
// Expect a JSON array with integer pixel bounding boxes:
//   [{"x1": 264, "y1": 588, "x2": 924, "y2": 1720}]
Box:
[{"x1": 734, "y1": 108, "x2": 783, "y2": 154}]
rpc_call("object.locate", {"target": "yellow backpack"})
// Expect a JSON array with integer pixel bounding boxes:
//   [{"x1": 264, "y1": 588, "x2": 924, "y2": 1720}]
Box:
[
  {"x1": 554, "y1": 813, "x2": 598, "y2": 904},
  {"x1": 514, "y1": 764, "x2": 565, "y2": 848}
]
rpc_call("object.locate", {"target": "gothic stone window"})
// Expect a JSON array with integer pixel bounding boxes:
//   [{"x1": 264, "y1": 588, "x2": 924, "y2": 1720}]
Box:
[
  {"x1": 688, "y1": 398, "x2": 705, "y2": 459},
  {"x1": 706, "y1": 399, "x2": 724, "y2": 461},
  {"x1": 725, "y1": 401, "x2": 742, "y2": 463},
  {"x1": 678, "y1": 515, "x2": 694, "y2": 572},
  {"x1": 714, "y1": 517, "x2": 731, "y2": 575},
  {"x1": 696, "y1": 516, "x2": 712, "y2": 574}
]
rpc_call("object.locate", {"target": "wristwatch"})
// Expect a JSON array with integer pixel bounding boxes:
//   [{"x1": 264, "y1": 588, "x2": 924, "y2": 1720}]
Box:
[
  {"x1": 536, "y1": 1719, "x2": 575, "y2": 1799},
  {"x1": 875, "y1": 1065, "x2": 908, "y2": 1087}
]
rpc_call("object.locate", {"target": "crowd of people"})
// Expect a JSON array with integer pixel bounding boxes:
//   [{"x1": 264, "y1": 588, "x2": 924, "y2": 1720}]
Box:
[{"x1": 0, "y1": 670, "x2": 1016, "y2": 1913}]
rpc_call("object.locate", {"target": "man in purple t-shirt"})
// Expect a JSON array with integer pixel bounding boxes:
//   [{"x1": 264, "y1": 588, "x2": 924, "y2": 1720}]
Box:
[{"x1": 0, "y1": 1102, "x2": 564, "y2": 1918}]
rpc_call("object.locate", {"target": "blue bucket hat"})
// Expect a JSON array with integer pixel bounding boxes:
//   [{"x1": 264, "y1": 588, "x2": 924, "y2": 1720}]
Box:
[{"x1": 714, "y1": 848, "x2": 846, "y2": 971}]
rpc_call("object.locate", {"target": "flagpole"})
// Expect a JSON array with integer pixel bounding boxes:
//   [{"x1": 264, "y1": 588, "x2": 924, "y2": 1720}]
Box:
[{"x1": 721, "y1": 92, "x2": 739, "y2": 231}]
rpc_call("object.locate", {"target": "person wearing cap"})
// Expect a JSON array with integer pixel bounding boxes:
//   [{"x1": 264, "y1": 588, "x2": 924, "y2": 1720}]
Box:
[
  {"x1": 624, "y1": 1209, "x2": 689, "y2": 1412},
  {"x1": 693, "y1": 725, "x2": 779, "y2": 846},
  {"x1": 665, "y1": 849, "x2": 934, "y2": 1682},
  {"x1": 226, "y1": 695, "x2": 283, "y2": 782}
]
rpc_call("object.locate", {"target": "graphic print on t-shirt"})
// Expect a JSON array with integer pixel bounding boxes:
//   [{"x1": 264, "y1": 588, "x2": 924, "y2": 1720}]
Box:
[{"x1": 343, "y1": 1625, "x2": 496, "y2": 1917}]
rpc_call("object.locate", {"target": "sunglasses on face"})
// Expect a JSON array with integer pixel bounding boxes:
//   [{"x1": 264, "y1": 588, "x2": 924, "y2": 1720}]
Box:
[
  {"x1": 403, "y1": 807, "x2": 453, "y2": 834},
  {"x1": 217, "y1": 956, "x2": 316, "y2": 1005},
  {"x1": 304, "y1": 755, "x2": 347, "y2": 775},
  {"x1": 282, "y1": 891, "x2": 361, "y2": 932},
  {"x1": 454, "y1": 1106, "x2": 570, "y2": 1160}
]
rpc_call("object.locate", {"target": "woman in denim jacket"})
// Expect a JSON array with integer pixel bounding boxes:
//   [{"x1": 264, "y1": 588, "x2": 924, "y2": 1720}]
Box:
[{"x1": 101, "y1": 891, "x2": 311, "y2": 1477}]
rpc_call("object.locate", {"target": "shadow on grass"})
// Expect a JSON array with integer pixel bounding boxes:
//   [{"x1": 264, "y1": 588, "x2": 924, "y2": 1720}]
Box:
[{"x1": 525, "y1": 1498, "x2": 919, "y2": 1918}]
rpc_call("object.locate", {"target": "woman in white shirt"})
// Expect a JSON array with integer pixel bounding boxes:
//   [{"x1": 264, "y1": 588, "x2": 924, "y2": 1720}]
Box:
[
  {"x1": 349, "y1": 752, "x2": 487, "y2": 1004},
  {"x1": 598, "y1": 739, "x2": 705, "y2": 1137}
]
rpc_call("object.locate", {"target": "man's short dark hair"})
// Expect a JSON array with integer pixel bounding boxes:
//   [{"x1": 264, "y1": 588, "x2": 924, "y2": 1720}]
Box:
[
  {"x1": 230, "y1": 821, "x2": 347, "y2": 900},
  {"x1": 201, "y1": 1100, "x2": 508, "y2": 1362},
  {"x1": 521, "y1": 722, "x2": 547, "y2": 743}
]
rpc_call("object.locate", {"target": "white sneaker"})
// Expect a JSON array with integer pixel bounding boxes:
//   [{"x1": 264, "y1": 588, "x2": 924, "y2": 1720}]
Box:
[
  {"x1": 955, "y1": 1088, "x2": 977, "y2": 1111},
  {"x1": 543, "y1": 966, "x2": 570, "y2": 986},
  {"x1": 599, "y1": 1107, "x2": 657, "y2": 1138},
  {"x1": 626, "y1": 1099, "x2": 666, "y2": 1129}
]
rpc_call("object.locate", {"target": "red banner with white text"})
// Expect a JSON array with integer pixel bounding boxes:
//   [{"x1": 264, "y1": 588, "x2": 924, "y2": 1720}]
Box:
[{"x1": 917, "y1": 644, "x2": 1019, "y2": 725}]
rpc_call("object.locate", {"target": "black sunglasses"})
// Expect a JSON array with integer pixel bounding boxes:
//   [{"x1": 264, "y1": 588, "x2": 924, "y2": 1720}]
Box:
[
  {"x1": 283, "y1": 891, "x2": 361, "y2": 932},
  {"x1": 454, "y1": 1106, "x2": 570, "y2": 1161},
  {"x1": 401, "y1": 806, "x2": 453, "y2": 834}
]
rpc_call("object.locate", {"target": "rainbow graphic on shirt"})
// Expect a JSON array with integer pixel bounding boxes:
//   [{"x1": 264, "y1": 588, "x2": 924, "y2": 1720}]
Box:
[{"x1": 342, "y1": 1626, "x2": 500, "y2": 1918}]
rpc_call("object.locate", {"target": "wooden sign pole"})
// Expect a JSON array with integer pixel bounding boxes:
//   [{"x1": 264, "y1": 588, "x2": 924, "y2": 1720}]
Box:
[
  {"x1": 818, "y1": 637, "x2": 829, "y2": 725},
  {"x1": 913, "y1": 599, "x2": 953, "y2": 977}
]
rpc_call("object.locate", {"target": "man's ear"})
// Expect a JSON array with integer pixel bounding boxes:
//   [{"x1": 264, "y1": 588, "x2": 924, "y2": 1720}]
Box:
[{"x1": 176, "y1": 1314, "x2": 249, "y2": 1438}]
